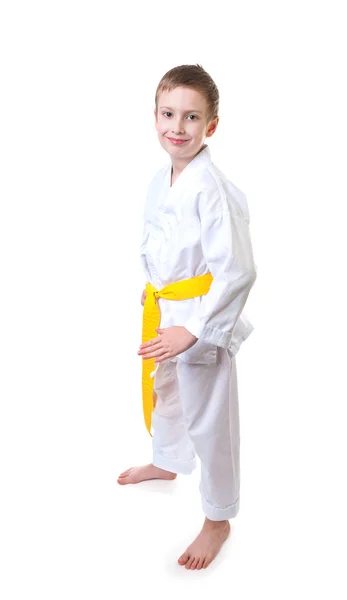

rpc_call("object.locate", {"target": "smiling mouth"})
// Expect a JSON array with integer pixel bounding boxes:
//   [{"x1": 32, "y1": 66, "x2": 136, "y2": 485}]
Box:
[{"x1": 167, "y1": 138, "x2": 189, "y2": 145}]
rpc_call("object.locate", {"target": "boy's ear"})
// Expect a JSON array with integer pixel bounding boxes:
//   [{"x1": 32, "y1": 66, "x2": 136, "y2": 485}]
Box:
[{"x1": 206, "y1": 116, "x2": 219, "y2": 138}]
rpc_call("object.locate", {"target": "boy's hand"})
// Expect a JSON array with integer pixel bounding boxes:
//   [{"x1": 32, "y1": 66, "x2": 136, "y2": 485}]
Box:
[
  {"x1": 138, "y1": 326, "x2": 198, "y2": 363},
  {"x1": 141, "y1": 289, "x2": 146, "y2": 306}
]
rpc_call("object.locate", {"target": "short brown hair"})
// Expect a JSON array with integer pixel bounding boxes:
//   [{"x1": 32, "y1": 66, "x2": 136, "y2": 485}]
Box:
[{"x1": 155, "y1": 64, "x2": 219, "y2": 122}]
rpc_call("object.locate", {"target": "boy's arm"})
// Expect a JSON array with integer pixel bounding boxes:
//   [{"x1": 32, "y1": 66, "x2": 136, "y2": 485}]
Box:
[{"x1": 183, "y1": 188, "x2": 257, "y2": 349}]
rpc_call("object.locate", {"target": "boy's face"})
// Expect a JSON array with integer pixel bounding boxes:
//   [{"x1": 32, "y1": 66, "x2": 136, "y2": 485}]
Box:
[{"x1": 154, "y1": 86, "x2": 219, "y2": 163}]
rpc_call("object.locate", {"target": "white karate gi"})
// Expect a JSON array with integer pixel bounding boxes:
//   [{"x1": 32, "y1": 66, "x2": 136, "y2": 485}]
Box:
[{"x1": 140, "y1": 144, "x2": 257, "y2": 520}]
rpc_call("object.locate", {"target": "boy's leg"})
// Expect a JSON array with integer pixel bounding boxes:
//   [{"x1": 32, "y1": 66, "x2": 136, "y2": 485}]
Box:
[
  {"x1": 151, "y1": 359, "x2": 196, "y2": 475},
  {"x1": 175, "y1": 348, "x2": 239, "y2": 568},
  {"x1": 177, "y1": 347, "x2": 240, "y2": 518},
  {"x1": 117, "y1": 358, "x2": 196, "y2": 485}
]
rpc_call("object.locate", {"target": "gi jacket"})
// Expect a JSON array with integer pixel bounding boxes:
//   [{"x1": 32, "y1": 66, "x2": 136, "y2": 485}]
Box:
[{"x1": 140, "y1": 145, "x2": 257, "y2": 364}]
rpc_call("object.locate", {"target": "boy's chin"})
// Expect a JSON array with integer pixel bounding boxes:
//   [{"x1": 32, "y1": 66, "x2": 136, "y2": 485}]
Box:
[{"x1": 162, "y1": 141, "x2": 192, "y2": 155}]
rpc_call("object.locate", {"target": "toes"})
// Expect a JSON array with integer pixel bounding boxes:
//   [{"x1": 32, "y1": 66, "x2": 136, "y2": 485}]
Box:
[
  {"x1": 203, "y1": 554, "x2": 213, "y2": 569},
  {"x1": 118, "y1": 468, "x2": 132, "y2": 478},
  {"x1": 117, "y1": 473, "x2": 135, "y2": 485},
  {"x1": 196, "y1": 558, "x2": 203, "y2": 570},
  {"x1": 185, "y1": 555, "x2": 195, "y2": 570},
  {"x1": 190, "y1": 558, "x2": 199, "y2": 570},
  {"x1": 178, "y1": 552, "x2": 190, "y2": 566},
  {"x1": 117, "y1": 476, "x2": 130, "y2": 485}
]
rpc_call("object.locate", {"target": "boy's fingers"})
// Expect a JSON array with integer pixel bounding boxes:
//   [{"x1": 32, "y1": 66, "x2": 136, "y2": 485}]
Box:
[
  {"x1": 142, "y1": 348, "x2": 165, "y2": 359},
  {"x1": 140, "y1": 336, "x2": 162, "y2": 348},
  {"x1": 155, "y1": 352, "x2": 171, "y2": 362},
  {"x1": 139, "y1": 342, "x2": 163, "y2": 355}
]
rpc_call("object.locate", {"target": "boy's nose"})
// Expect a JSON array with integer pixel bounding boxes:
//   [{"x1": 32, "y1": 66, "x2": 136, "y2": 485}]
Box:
[{"x1": 171, "y1": 118, "x2": 185, "y2": 134}]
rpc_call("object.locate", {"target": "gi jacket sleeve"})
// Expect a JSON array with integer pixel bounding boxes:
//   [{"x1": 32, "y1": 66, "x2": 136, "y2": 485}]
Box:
[{"x1": 184, "y1": 185, "x2": 257, "y2": 348}]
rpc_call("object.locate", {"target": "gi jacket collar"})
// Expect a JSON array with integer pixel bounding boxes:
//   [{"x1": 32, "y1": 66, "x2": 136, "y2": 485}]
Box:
[{"x1": 165, "y1": 144, "x2": 212, "y2": 198}]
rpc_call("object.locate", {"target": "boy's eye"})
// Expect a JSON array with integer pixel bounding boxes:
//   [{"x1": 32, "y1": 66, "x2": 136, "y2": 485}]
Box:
[{"x1": 162, "y1": 112, "x2": 197, "y2": 120}]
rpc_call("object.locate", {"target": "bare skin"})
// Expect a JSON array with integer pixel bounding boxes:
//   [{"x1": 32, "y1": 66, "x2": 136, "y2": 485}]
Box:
[
  {"x1": 117, "y1": 464, "x2": 230, "y2": 568},
  {"x1": 117, "y1": 464, "x2": 177, "y2": 485},
  {"x1": 177, "y1": 518, "x2": 230, "y2": 570}
]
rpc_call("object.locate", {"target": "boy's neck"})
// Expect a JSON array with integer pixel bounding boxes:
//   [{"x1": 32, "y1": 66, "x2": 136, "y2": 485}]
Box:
[{"x1": 170, "y1": 144, "x2": 207, "y2": 186}]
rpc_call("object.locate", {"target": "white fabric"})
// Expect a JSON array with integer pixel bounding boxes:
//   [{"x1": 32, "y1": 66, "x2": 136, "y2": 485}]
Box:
[
  {"x1": 140, "y1": 145, "x2": 256, "y2": 519},
  {"x1": 152, "y1": 347, "x2": 240, "y2": 520},
  {"x1": 140, "y1": 144, "x2": 257, "y2": 363}
]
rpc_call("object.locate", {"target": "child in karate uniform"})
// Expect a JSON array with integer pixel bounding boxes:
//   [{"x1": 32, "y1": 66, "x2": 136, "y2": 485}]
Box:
[{"x1": 118, "y1": 64, "x2": 257, "y2": 570}]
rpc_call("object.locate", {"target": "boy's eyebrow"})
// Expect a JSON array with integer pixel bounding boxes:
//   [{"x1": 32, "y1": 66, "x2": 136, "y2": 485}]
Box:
[{"x1": 159, "y1": 106, "x2": 203, "y2": 114}]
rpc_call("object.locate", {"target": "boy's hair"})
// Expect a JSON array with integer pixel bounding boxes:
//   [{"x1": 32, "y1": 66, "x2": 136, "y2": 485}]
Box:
[{"x1": 155, "y1": 64, "x2": 219, "y2": 122}]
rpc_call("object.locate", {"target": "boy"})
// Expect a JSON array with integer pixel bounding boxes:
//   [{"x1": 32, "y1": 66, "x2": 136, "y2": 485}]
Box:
[{"x1": 118, "y1": 65, "x2": 257, "y2": 570}]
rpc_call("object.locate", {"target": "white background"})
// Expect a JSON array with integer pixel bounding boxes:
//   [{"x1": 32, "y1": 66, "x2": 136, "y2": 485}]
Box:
[{"x1": 1, "y1": 1, "x2": 346, "y2": 598}]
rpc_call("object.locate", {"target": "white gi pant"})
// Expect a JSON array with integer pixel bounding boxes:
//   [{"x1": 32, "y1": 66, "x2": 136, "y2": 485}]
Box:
[{"x1": 151, "y1": 346, "x2": 240, "y2": 521}]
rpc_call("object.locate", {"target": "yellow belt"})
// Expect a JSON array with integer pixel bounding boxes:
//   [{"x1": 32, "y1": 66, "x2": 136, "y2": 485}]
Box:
[{"x1": 141, "y1": 272, "x2": 213, "y2": 435}]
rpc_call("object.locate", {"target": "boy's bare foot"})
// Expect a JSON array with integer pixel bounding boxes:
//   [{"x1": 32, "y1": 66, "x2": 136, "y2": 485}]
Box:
[
  {"x1": 117, "y1": 463, "x2": 177, "y2": 485},
  {"x1": 178, "y1": 518, "x2": 231, "y2": 569}
]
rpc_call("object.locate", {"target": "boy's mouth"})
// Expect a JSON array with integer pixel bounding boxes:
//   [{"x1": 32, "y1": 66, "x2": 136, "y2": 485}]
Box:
[{"x1": 167, "y1": 138, "x2": 189, "y2": 145}]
